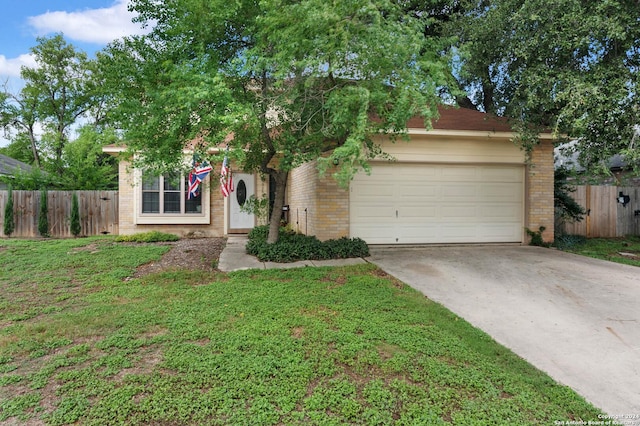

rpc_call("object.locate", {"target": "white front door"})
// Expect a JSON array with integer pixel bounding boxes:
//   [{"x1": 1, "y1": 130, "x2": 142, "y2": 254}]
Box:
[{"x1": 229, "y1": 173, "x2": 255, "y2": 232}]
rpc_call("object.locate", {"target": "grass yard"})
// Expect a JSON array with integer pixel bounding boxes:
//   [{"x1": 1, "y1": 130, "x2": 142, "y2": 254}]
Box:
[
  {"x1": 557, "y1": 235, "x2": 640, "y2": 267},
  {"x1": 0, "y1": 237, "x2": 602, "y2": 425}
]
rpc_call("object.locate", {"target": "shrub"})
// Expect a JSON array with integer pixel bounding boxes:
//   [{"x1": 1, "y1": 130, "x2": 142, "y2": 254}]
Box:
[
  {"x1": 38, "y1": 190, "x2": 49, "y2": 237},
  {"x1": 3, "y1": 186, "x2": 15, "y2": 237},
  {"x1": 554, "y1": 234, "x2": 587, "y2": 251},
  {"x1": 115, "y1": 231, "x2": 180, "y2": 243},
  {"x1": 70, "y1": 193, "x2": 81, "y2": 237},
  {"x1": 525, "y1": 226, "x2": 548, "y2": 247},
  {"x1": 247, "y1": 225, "x2": 370, "y2": 262}
]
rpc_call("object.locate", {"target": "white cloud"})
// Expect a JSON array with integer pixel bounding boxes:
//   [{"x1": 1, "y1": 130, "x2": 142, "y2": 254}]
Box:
[
  {"x1": 27, "y1": 0, "x2": 149, "y2": 45},
  {"x1": 0, "y1": 54, "x2": 37, "y2": 78}
]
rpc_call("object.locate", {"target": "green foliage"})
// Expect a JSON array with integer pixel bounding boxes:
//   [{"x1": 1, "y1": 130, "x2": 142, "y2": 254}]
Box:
[
  {"x1": 0, "y1": 167, "x2": 59, "y2": 190},
  {"x1": 247, "y1": 225, "x2": 369, "y2": 262},
  {"x1": 448, "y1": 0, "x2": 639, "y2": 172},
  {"x1": 0, "y1": 133, "x2": 36, "y2": 165},
  {"x1": 555, "y1": 167, "x2": 587, "y2": 230},
  {"x1": 1, "y1": 35, "x2": 100, "y2": 174},
  {"x1": 59, "y1": 126, "x2": 119, "y2": 190},
  {"x1": 239, "y1": 194, "x2": 271, "y2": 224},
  {"x1": 70, "y1": 192, "x2": 81, "y2": 237},
  {"x1": 558, "y1": 236, "x2": 640, "y2": 267},
  {"x1": 114, "y1": 231, "x2": 179, "y2": 243},
  {"x1": 3, "y1": 186, "x2": 15, "y2": 237},
  {"x1": 0, "y1": 239, "x2": 604, "y2": 423},
  {"x1": 525, "y1": 226, "x2": 548, "y2": 247},
  {"x1": 21, "y1": 34, "x2": 96, "y2": 175},
  {"x1": 100, "y1": 0, "x2": 451, "y2": 243},
  {"x1": 38, "y1": 190, "x2": 49, "y2": 237},
  {"x1": 553, "y1": 234, "x2": 587, "y2": 251}
]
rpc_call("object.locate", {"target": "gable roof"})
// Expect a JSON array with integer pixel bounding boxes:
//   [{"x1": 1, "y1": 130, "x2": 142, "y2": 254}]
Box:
[
  {"x1": 407, "y1": 106, "x2": 514, "y2": 133},
  {"x1": 103, "y1": 106, "x2": 524, "y2": 158},
  {"x1": 0, "y1": 154, "x2": 33, "y2": 176}
]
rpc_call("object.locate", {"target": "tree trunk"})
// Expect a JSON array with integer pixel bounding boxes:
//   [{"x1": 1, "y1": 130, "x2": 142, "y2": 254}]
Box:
[
  {"x1": 27, "y1": 125, "x2": 41, "y2": 168},
  {"x1": 267, "y1": 170, "x2": 288, "y2": 244}
]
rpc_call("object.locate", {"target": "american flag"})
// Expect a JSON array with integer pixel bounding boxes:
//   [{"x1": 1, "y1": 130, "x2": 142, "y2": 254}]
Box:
[
  {"x1": 220, "y1": 150, "x2": 233, "y2": 197},
  {"x1": 187, "y1": 162, "x2": 213, "y2": 199}
]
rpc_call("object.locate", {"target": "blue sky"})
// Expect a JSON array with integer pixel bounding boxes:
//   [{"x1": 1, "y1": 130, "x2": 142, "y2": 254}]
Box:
[
  {"x1": 1, "y1": 0, "x2": 147, "y2": 80},
  {"x1": 0, "y1": 0, "x2": 149, "y2": 146}
]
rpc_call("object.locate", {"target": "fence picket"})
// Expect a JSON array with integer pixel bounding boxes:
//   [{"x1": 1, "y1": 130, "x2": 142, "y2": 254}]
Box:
[
  {"x1": 561, "y1": 185, "x2": 639, "y2": 237},
  {"x1": 0, "y1": 190, "x2": 118, "y2": 238}
]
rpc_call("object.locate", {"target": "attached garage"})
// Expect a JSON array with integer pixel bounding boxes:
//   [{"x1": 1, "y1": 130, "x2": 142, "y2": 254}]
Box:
[
  {"x1": 350, "y1": 163, "x2": 524, "y2": 244},
  {"x1": 286, "y1": 106, "x2": 556, "y2": 245}
]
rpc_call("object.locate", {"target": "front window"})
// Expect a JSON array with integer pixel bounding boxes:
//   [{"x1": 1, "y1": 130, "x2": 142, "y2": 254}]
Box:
[
  {"x1": 141, "y1": 171, "x2": 202, "y2": 214},
  {"x1": 136, "y1": 169, "x2": 209, "y2": 224}
]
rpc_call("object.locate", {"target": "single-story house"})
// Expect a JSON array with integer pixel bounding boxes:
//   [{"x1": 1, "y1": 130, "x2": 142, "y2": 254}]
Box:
[
  {"x1": 104, "y1": 106, "x2": 555, "y2": 244},
  {"x1": 0, "y1": 154, "x2": 34, "y2": 190}
]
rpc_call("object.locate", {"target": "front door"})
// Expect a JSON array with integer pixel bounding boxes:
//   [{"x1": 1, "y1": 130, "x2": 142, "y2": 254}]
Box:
[{"x1": 229, "y1": 173, "x2": 255, "y2": 232}]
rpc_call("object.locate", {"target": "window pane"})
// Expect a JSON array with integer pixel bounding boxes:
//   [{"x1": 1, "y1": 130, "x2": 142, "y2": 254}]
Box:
[
  {"x1": 142, "y1": 193, "x2": 160, "y2": 213},
  {"x1": 165, "y1": 173, "x2": 181, "y2": 191},
  {"x1": 185, "y1": 192, "x2": 202, "y2": 213},
  {"x1": 142, "y1": 173, "x2": 160, "y2": 190},
  {"x1": 164, "y1": 192, "x2": 181, "y2": 213}
]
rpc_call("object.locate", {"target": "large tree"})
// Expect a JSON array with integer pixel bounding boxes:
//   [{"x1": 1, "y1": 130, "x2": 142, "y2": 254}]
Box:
[
  {"x1": 100, "y1": 0, "x2": 452, "y2": 243},
  {"x1": 0, "y1": 84, "x2": 41, "y2": 167},
  {"x1": 447, "y1": 0, "x2": 640, "y2": 173},
  {"x1": 1, "y1": 34, "x2": 97, "y2": 175}
]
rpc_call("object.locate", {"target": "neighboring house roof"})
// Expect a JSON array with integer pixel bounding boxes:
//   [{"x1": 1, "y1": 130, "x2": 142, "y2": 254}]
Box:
[
  {"x1": 0, "y1": 154, "x2": 33, "y2": 176},
  {"x1": 555, "y1": 141, "x2": 631, "y2": 171}
]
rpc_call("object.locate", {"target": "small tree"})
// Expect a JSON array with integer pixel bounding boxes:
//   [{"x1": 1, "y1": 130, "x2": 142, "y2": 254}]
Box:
[
  {"x1": 70, "y1": 192, "x2": 81, "y2": 237},
  {"x1": 3, "y1": 186, "x2": 15, "y2": 237},
  {"x1": 554, "y1": 167, "x2": 587, "y2": 235},
  {"x1": 38, "y1": 190, "x2": 49, "y2": 237}
]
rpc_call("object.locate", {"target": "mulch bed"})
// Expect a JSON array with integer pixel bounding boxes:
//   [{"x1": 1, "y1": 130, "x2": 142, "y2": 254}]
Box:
[{"x1": 132, "y1": 238, "x2": 227, "y2": 277}]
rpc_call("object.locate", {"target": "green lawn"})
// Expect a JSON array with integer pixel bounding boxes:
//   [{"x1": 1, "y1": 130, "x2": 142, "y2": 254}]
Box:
[
  {"x1": 557, "y1": 235, "x2": 640, "y2": 267},
  {"x1": 0, "y1": 237, "x2": 602, "y2": 425}
]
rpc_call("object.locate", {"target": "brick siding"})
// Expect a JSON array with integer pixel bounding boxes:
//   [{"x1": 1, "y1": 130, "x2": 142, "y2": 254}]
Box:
[
  {"x1": 117, "y1": 160, "x2": 225, "y2": 237},
  {"x1": 287, "y1": 161, "x2": 349, "y2": 241},
  {"x1": 526, "y1": 140, "x2": 555, "y2": 243}
]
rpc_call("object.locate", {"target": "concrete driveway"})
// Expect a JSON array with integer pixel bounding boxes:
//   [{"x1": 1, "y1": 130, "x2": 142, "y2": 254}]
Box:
[{"x1": 367, "y1": 245, "x2": 640, "y2": 416}]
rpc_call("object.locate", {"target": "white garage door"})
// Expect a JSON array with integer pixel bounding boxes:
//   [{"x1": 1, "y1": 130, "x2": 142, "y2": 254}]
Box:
[{"x1": 350, "y1": 163, "x2": 524, "y2": 244}]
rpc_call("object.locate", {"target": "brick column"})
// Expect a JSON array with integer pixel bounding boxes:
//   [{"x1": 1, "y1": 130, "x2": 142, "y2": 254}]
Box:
[{"x1": 526, "y1": 139, "x2": 555, "y2": 243}]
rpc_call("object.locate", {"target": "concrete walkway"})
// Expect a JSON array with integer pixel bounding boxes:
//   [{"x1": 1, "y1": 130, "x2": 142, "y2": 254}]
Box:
[{"x1": 218, "y1": 236, "x2": 367, "y2": 272}]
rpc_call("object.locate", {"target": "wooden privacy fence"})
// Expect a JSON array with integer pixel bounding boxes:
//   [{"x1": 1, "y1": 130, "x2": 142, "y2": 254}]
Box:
[
  {"x1": 561, "y1": 186, "x2": 640, "y2": 237},
  {"x1": 0, "y1": 191, "x2": 118, "y2": 238}
]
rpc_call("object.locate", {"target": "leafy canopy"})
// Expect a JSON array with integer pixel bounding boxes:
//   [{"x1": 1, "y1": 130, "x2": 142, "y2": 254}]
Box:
[
  {"x1": 100, "y1": 0, "x2": 451, "y2": 179},
  {"x1": 448, "y1": 0, "x2": 640, "y2": 173},
  {"x1": 100, "y1": 0, "x2": 452, "y2": 242}
]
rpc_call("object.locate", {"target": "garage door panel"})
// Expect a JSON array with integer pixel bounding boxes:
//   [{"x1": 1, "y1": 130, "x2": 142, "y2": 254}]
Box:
[
  {"x1": 351, "y1": 225, "x2": 397, "y2": 244},
  {"x1": 351, "y1": 205, "x2": 395, "y2": 219},
  {"x1": 477, "y1": 224, "x2": 522, "y2": 240},
  {"x1": 481, "y1": 183, "x2": 522, "y2": 200},
  {"x1": 352, "y1": 183, "x2": 395, "y2": 199},
  {"x1": 433, "y1": 225, "x2": 482, "y2": 243},
  {"x1": 441, "y1": 166, "x2": 479, "y2": 180},
  {"x1": 440, "y1": 204, "x2": 479, "y2": 219},
  {"x1": 350, "y1": 163, "x2": 524, "y2": 244},
  {"x1": 396, "y1": 225, "x2": 439, "y2": 243},
  {"x1": 480, "y1": 167, "x2": 524, "y2": 182},
  {"x1": 442, "y1": 184, "x2": 479, "y2": 200},
  {"x1": 479, "y1": 204, "x2": 522, "y2": 219},
  {"x1": 401, "y1": 206, "x2": 438, "y2": 219}
]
